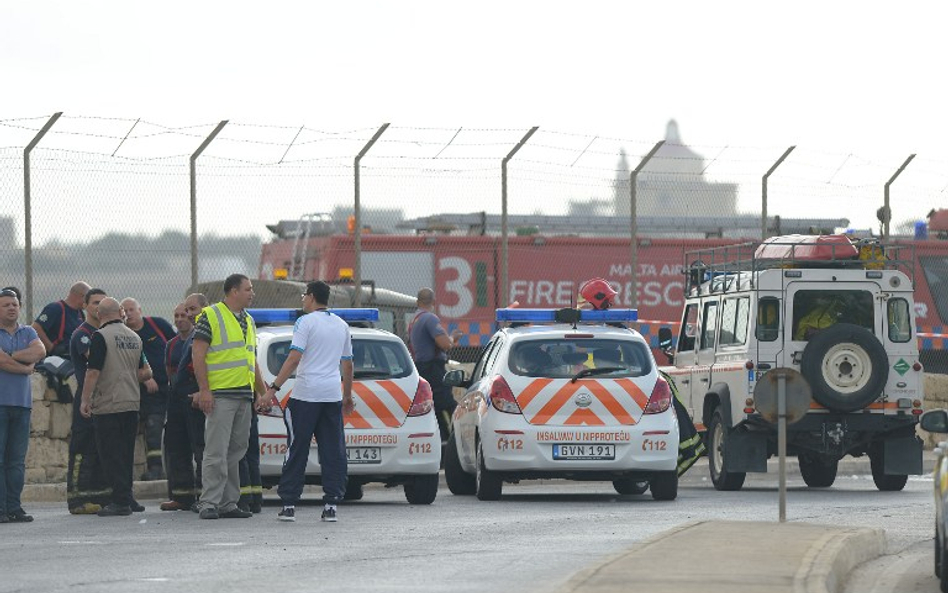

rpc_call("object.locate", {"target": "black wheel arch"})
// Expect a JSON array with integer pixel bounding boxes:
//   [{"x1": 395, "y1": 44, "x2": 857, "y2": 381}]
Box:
[{"x1": 702, "y1": 383, "x2": 732, "y2": 429}]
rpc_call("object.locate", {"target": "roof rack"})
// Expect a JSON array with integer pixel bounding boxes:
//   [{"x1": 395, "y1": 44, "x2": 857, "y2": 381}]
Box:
[{"x1": 683, "y1": 235, "x2": 916, "y2": 296}]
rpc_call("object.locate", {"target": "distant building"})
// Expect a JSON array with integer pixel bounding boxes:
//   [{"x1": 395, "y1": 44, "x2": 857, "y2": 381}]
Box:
[{"x1": 571, "y1": 120, "x2": 738, "y2": 220}]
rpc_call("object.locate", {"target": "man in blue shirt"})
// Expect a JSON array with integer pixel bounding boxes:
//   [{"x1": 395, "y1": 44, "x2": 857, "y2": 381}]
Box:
[
  {"x1": 0, "y1": 288, "x2": 46, "y2": 523},
  {"x1": 32, "y1": 282, "x2": 88, "y2": 358},
  {"x1": 408, "y1": 288, "x2": 461, "y2": 442}
]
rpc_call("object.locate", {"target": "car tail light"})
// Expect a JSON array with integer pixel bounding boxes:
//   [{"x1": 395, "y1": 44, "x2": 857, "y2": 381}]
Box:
[
  {"x1": 490, "y1": 376, "x2": 522, "y2": 414},
  {"x1": 643, "y1": 376, "x2": 672, "y2": 415},
  {"x1": 408, "y1": 378, "x2": 434, "y2": 417}
]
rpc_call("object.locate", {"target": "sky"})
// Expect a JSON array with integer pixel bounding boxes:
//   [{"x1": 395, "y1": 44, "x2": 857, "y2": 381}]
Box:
[{"x1": 3, "y1": 1, "x2": 948, "y2": 239}]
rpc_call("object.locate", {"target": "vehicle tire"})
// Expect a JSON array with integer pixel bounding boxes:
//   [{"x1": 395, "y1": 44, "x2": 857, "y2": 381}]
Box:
[
  {"x1": 403, "y1": 474, "x2": 439, "y2": 505},
  {"x1": 798, "y1": 454, "x2": 838, "y2": 488},
  {"x1": 941, "y1": 534, "x2": 948, "y2": 593},
  {"x1": 869, "y1": 444, "x2": 908, "y2": 492},
  {"x1": 800, "y1": 323, "x2": 888, "y2": 413},
  {"x1": 649, "y1": 471, "x2": 678, "y2": 501},
  {"x1": 708, "y1": 407, "x2": 745, "y2": 491},
  {"x1": 613, "y1": 479, "x2": 649, "y2": 495},
  {"x1": 343, "y1": 482, "x2": 364, "y2": 501},
  {"x1": 475, "y1": 439, "x2": 503, "y2": 501},
  {"x1": 444, "y1": 433, "x2": 476, "y2": 495}
]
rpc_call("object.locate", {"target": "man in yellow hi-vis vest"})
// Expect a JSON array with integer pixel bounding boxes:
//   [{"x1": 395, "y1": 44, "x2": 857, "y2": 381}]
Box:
[{"x1": 192, "y1": 274, "x2": 268, "y2": 520}]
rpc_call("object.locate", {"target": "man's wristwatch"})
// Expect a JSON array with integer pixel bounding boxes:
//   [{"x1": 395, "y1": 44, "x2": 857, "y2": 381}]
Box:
[{"x1": 270, "y1": 383, "x2": 281, "y2": 392}]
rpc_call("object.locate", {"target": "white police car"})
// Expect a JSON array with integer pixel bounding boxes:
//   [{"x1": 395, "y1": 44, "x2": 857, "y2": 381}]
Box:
[
  {"x1": 443, "y1": 308, "x2": 680, "y2": 501},
  {"x1": 251, "y1": 308, "x2": 442, "y2": 504}
]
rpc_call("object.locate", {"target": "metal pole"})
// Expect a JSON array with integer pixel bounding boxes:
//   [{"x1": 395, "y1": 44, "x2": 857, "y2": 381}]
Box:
[
  {"x1": 883, "y1": 154, "x2": 916, "y2": 241},
  {"x1": 629, "y1": 141, "x2": 664, "y2": 308},
  {"x1": 353, "y1": 123, "x2": 390, "y2": 307},
  {"x1": 22, "y1": 112, "x2": 62, "y2": 320},
  {"x1": 762, "y1": 146, "x2": 796, "y2": 241},
  {"x1": 189, "y1": 120, "x2": 228, "y2": 290},
  {"x1": 501, "y1": 127, "x2": 539, "y2": 307},
  {"x1": 778, "y1": 371, "x2": 787, "y2": 523}
]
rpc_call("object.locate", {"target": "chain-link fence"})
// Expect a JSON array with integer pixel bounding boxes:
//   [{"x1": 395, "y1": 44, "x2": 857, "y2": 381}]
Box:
[{"x1": 2, "y1": 113, "x2": 945, "y2": 357}]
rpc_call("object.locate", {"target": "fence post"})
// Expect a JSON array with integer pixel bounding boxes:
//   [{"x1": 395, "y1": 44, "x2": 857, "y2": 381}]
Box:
[
  {"x1": 762, "y1": 146, "x2": 796, "y2": 240},
  {"x1": 353, "y1": 123, "x2": 390, "y2": 307},
  {"x1": 501, "y1": 127, "x2": 538, "y2": 307},
  {"x1": 189, "y1": 120, "x2": 228, "y2": 290},
  {"x1": 883, "y1": 154, "x2": 916, "y2": 241},
  {"x1": 629, "y1": 141, "x2": 664, "y2": 309},
  {"x1": 22, "y1": 112, "x2": 62, "y2": 320}
]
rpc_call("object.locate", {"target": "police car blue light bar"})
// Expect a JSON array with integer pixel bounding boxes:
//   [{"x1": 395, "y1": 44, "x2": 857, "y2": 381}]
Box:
[
  {"x1": 249, "y1": 308, "x2": 380, "y2": 324},
  {"x1": 495, "y1": 308, "x2": 637, "y2": 323}
]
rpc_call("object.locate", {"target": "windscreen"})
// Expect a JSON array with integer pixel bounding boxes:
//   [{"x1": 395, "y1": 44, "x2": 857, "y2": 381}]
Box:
[
  {"x1": 508, "y1": 338, "x2": 653, "y2": 378},
  {"x1": 268, "y1": 338, "x2": 412, "y2": 379}
]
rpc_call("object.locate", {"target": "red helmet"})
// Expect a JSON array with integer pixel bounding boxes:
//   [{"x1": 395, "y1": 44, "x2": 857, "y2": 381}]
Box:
[{"x1": 579, "y1": 278, "x2": 617, "y2": 310}]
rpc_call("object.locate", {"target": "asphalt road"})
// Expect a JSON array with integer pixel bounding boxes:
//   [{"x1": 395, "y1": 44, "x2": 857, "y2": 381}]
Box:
[{"x1": 0, "y1": 467, "x2": 936, "y2": 593}]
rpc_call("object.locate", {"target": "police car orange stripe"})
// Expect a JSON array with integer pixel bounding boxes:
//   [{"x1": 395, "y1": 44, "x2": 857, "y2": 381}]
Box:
[
  {"x1": 563, "y1": 407, "x2": 607, "y2": 426},
  {"x1": 531, "y1": 382, "x2": 585, "y2": 424},
  {"x1": 585, "y1": 381, "x2": 635, "y2": 424},
  {"x1": 516, "y1": 378, "x2": 554, "y2": 409},
  {"x1": 613, "y1": 378, "x2": 650, "y2": 410},
  {"x1": 376, "y1": 379, "x2": 413, "y2": 412},
  {"x1": 352, "y1": 383, "x2": 401, "y2": 428},
  {"x1": 344, "y1": 409, "x2": 373, "y2": 429}
]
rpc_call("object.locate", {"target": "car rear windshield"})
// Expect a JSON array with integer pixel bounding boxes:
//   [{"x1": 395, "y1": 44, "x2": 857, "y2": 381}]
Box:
[
  {"x1": 267, "y1": 338, "x2": 413, "y2": 379},
  {"x1": 508, "y1": 339, "x2": 653, "y2": 378}
]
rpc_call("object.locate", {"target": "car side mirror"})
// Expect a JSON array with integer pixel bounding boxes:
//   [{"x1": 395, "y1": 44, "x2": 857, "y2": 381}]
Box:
[
  {"x1": 921, "y1": 409, "x2": 948, "y2": 434},
  {"x1": 443, "y1": 369, "x2": 470, "y2": 389},
  {"x1": 657, "y1": 327, "x2": 675, "y2": 364}
]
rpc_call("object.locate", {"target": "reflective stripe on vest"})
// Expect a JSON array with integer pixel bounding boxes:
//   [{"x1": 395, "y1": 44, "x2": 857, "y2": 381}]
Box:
[{"x1": 204, "y1": 303, "x2": 256, "y2": 390}]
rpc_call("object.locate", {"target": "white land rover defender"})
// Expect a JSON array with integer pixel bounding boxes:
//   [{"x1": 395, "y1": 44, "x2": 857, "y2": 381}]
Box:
[{"x1": 658, "y1": 235, "x2": 924, "y2": 492}]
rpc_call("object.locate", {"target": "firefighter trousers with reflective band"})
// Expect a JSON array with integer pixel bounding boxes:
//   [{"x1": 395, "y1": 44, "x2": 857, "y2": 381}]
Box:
[
  {"x1": 660, "y1": 371, "x2": 706, "y2": 477},
  {"x1": 278, "y1": 398, "x2": 347, "y2": 506},
  {"x1": 238, "y1": 410, "x2": 262, "y2": 510},
  {"x1": 163, "y1": 393, "x2": 205, "y2": 506},
  {"x1": 93, "y1": 411, "x2": 139, "y2": 508},
  {"x1": 66, "y1": 406, "x2": 110, "y2": 509}
]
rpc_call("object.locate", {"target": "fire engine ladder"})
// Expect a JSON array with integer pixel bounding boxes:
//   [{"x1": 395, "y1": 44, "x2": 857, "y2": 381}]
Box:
[{"x1": 289, "y1": 213, "x2": 329, "y2": 280}]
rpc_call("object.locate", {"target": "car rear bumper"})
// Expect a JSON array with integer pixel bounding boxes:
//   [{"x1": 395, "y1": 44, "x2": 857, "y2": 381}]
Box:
[
  {"x1": 481, "y1": 409, "x2": 679, "y2": 473},
  {"x1": 258, "y1": 413, "x2": 442, "y2": 478}
]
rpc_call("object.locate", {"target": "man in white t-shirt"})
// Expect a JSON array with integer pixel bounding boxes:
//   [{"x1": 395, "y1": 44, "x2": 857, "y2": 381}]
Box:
[{"x1": 265, "y1": 281, "x2": 354, "y2": 523}]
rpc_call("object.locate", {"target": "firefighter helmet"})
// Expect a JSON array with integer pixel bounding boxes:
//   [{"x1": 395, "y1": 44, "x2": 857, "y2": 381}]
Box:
[{"x1": 578, "y1": 278, "x2": 617, "y2": 310}]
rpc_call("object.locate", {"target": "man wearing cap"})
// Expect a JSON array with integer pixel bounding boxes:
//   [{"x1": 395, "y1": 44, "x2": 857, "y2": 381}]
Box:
[{"x1": 0, "y1": 288, "x2": 46, "y2": 523}]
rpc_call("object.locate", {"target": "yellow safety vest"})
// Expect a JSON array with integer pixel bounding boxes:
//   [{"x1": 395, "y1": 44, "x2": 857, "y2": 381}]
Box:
[{"x1": 204, "y1": 303, "x2": 257, "y2": 391}]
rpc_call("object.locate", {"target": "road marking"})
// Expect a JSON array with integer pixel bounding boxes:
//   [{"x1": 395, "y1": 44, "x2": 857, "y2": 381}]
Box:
[{"x1": 205, "y1": 542, "x2": 246, "y2": 547}]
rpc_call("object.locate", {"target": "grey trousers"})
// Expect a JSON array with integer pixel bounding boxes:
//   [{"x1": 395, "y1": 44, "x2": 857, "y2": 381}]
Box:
[{"x1": 199, "y1": 397, "x2": 251, "y2": 512}]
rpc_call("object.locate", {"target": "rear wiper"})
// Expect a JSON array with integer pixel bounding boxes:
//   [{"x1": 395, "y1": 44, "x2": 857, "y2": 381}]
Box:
[
  {"x1": 570, "y1": 366, "x2": 626, "y2": 383},
  {"x1": 354, "y1": 370, "x2": 390, "y2": 379}
]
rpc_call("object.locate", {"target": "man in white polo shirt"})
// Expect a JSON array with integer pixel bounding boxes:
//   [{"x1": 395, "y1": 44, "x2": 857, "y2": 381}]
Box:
[{"x1": 265, "y1": 281, "x2": 354, "y2": 523}]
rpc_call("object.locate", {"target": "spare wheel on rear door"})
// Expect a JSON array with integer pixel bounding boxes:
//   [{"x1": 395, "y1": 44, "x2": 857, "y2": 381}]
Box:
[{"x1": 800, "y1": 323, "x2": 888, "y2": 413}]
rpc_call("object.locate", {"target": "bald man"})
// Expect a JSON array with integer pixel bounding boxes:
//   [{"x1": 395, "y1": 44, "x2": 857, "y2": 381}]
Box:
[
  {"x1": 32, "y1": 281, "x2": 89, "y2": 357},
  {"x1": 79, "y1": 298, "x2": 153, "y2": 517},
  {"x1": 121, "y1": 297, "x2": 174, "y2": 481}
]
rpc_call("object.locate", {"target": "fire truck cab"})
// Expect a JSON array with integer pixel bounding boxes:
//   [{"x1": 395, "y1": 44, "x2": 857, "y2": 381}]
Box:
[{"x1": 660, "y1": 235, "x2": 925, "y2": 491}]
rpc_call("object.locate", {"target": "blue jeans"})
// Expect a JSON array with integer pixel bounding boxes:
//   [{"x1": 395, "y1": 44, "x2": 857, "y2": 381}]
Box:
[{"x1": 0, "y1": 405, "x2": 31, "y2": 515}]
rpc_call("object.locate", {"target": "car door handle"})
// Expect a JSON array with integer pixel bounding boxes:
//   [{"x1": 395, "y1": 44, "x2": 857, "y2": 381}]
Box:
[
  {"x1": 680, "y1": 379, "x2": 690, "y2": 385},
  {"x1": 700, "y1": 378, "x2": 709, "y2": 383}
]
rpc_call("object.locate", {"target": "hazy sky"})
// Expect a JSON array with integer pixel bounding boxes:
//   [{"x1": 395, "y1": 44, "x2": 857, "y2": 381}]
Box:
[
  {"x1": 3, "y1": 1, "x2": 947, "y2": 239},
  {"x1": 3, "y1": 1, "x2": 944, "y2": 152}
]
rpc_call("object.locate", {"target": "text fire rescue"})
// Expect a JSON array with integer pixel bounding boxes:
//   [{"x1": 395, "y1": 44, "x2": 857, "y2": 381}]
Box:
[{"x1": 509, "y1": 263, "x2": 685, "y2": 309}]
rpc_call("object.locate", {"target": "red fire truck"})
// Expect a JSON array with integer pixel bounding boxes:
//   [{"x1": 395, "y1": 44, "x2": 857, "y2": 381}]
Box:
[{"x1": 259, "y1": 222, "x2": 948, "y2": 370}]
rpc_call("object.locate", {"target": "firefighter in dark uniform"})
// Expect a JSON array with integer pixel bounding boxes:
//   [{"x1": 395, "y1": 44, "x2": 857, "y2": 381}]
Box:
[
  {"x1": 32, "y1": 281, "x2": 89, "y2": 358},
  {"x1": 121, "y1": 297, "x2": 174, "y2": 481},
  {"x1": 160, "y1": 303, "x2": 202, "y2": 511},
  {"x1": 578, "y1": 278, "x2": 705, "y2": 476},
  {"x1": 66, "y1": 288, "x2": 111, "y2": 514}
]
